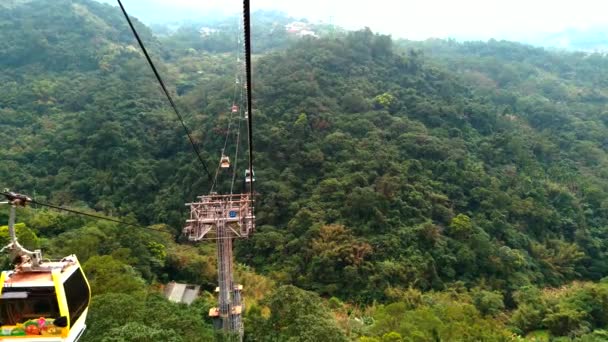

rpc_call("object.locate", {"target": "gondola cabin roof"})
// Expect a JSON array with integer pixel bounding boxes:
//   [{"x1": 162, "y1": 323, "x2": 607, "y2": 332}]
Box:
[
  {"x1": 2, "y1": 257, "x2": 81, "y2": 288},
  {"x1": 3, "y1": 271, "x2": 53, "y2": 287}
]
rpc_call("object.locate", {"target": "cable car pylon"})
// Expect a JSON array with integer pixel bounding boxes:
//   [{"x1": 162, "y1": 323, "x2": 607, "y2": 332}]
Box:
[
  {"x1": 117, "y1": 0, "x2": 256, "y2": 339},
  {"x1": 183, "y1": 193, "x2": 254, "y2": 340},
  {"x1": 182, "y1": 1, "x2": 256, "y2": 340}
]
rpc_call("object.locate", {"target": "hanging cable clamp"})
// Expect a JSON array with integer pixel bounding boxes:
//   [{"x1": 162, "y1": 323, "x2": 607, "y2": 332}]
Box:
[
  {"x1": 2, "y1": 189, "x2": 31, "y2": 207},
  {"x1": 1, "y1": 190, "x2": 42, "y2": 268}
]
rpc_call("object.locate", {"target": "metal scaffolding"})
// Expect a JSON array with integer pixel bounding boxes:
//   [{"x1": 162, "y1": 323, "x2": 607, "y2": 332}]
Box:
[{"x1": 184, "y1": 193, "x2": 254, "y2": 341}]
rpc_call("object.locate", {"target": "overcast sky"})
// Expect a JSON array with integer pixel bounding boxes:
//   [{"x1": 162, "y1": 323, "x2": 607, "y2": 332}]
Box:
[{"x1": 103, "y1": 0, "x2": 608, "y2": 41}]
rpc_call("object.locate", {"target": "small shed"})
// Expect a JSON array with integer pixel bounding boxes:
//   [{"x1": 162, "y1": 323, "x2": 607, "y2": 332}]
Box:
[{"x1": 164, "y1": 281, "x2": 200, "y2": 305}]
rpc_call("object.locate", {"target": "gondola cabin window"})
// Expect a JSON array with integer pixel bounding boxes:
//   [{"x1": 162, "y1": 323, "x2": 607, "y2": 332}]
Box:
[
  {"x1": 0, "y1": 287, "x2": 60, "y2": 325},
  {"x1": 63, "y1": 268, "x2": 89, "y2": 325}
]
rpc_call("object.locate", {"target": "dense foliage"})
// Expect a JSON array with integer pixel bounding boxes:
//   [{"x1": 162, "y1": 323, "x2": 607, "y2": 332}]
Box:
[{"x1": 3, "y1": 0, "x2": 608, "y2": 340}]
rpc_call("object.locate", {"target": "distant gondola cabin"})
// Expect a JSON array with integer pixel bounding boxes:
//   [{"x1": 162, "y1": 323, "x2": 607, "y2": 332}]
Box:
[{"x1": 0, "y1": 255, "x2": 90, "y2": 341}]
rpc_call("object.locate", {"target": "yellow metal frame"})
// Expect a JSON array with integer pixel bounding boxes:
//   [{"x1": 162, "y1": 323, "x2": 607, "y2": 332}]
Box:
[
  {"x1": 0, "y1": 271, "x2": 7, "y2": 296},
  {"x1": 78, "y1": 265, "x2": 92, "y2": 313},
  {"x1": 52, "y1": 270, "x2": 70, "y2": 338}
]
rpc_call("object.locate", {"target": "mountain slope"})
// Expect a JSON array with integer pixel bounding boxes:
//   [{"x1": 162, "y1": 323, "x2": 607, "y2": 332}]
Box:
[
  {"x1": 230, "y1": 31, "x2": 608, "y2": 301},
  {"x1": 4, "y1": 1, "x2": 608, "y2": 340},
  {"x1": 4, "y1": 0, "x2": 608, "y2": 297}
]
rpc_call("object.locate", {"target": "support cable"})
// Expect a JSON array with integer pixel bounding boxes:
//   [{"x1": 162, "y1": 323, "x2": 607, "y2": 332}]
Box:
[
  {"x1": 230, "y1": 89, "x2": 244, "y2": 195},
  {"x1": 117, "y1": 0, "x2": 213, "y2": 182},
  {"x1": 210, "y1": 13, "x2": 247, "y2": 195},
  {"x1": 230, "y1": 15, "x2": 246, "y2": 195},
  {"x1": 243, "y1": 0, "x2": 255, "y2": 204},
  {"x1": 1, "y1": 191, "x2": 173, "y2": 236}
]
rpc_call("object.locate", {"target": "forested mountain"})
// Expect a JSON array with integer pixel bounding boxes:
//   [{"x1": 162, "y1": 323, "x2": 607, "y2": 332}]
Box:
[{"x1": 3, "y1": 0, "x2": 608, "y2": 340}]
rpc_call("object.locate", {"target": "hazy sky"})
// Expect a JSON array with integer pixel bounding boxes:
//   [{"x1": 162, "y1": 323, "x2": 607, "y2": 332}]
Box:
[{"x1": 104, "y1": 0, "x2": 608, "y2": 41}]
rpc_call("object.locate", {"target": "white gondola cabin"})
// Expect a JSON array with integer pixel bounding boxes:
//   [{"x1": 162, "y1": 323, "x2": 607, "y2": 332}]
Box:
[{"x1": 245, "y1": 169, "x2": 255, "y2": 183}]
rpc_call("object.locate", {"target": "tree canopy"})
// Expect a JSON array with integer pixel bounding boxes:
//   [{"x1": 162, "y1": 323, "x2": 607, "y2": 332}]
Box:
[{"x1": 3, "y1": 0, "x2": 608, "y2": 340}]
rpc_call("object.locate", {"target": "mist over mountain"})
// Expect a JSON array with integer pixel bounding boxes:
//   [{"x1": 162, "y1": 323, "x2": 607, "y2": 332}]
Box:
[
  {"x1": 527, "y1": 26, "x2": 608, "y2": 52},
  {"x1": 92, "y1": 0, "x2": 608, "y2": 53}
]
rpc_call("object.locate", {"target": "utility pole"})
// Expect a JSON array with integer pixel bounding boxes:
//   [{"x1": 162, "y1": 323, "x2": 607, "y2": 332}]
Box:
[{"x1": 184, "y1": 193, "x2": 254, "y2": 341}]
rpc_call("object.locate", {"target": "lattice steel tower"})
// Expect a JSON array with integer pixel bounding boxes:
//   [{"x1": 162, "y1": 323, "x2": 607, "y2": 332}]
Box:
[
  {"x1": 184, "y1": 193, "x2": 254, "y2": 341},
  {"x1": 183, "y1": 1, "x2": 255, "y2": 340}
]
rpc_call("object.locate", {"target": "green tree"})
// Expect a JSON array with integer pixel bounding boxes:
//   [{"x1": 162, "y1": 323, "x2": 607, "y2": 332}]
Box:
[
  {"x1": 253, "y1": 285, "x2": 347, "y2": 341},
  {"x1": 83, "y1": 255, "x2": 146, "y2": 296},
  {"x1": 101, "y1": 322, "x2": 184, "y2": 342}
]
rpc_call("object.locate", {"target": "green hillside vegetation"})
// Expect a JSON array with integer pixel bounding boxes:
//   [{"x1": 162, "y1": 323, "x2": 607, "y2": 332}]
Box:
[{"x1": 3, "y1": 0, "x2": 608, "y2": 340}]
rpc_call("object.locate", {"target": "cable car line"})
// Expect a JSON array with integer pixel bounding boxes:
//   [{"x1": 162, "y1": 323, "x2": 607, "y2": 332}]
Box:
[
  {"x1": 1, "y1": 3, "x2": 259, "y2": 340},
  {"x1": 230, "y1": 90, "x2": 244, "y2": 195},
  {"x1": 0, "y1": 191, "x2": 173, "y2": 236},
  {"x1": 180, "y1": 5, "x2": 255, "y2": 336},
  {"x1": 1, "y1": 3, "x2": 256, "y2": 244},
  {"x1": 228, "y1": 80, "x2": 246, "y2": 195},
  {"x1": 243, "y1": 0, "x2": 255, "y2": 205},
  {"x1": 230, "y1": 21, "x2": 246, "y2": 195},
  {"x1": 116, "y1": 0, "x2": 213, "y2": 183},
  {"x1": 210, "y1": 15, "x2": 248, "y2": 195}
]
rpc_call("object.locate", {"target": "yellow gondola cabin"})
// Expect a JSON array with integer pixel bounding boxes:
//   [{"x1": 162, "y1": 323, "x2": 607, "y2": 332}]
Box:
[
  {"x1": 0, "y1": 191, "x2": 91, "y2": 341},
  {"x1": 0, "y1": 255, "x2": 90, "y2": 341}
]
